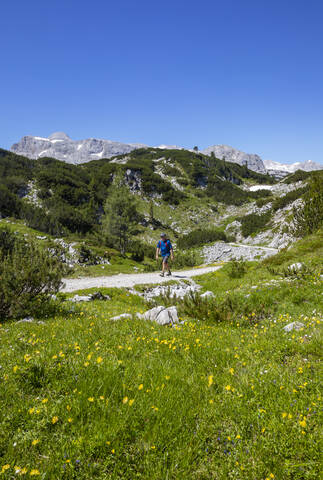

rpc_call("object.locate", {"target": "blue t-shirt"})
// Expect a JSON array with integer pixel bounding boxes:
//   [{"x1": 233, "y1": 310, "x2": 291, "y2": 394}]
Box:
[{"x1": 157, "y1": 239, "x2": 172, "y2": 256}]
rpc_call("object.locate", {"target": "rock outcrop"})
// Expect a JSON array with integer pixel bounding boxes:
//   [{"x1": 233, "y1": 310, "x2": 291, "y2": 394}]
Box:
[
  {"x1": 201, "y1": 144, "x2": 267, "y2": 173},
  {"x1": 11, "y1": 132, "x2": 146, "y2": 164}
]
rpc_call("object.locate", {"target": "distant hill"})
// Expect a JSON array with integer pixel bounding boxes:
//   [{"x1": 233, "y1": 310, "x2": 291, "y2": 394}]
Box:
[
  {"x1": 201, "y1": 144, "x2": 266, "y2": 174},
  {"x1": 11, "y1": 132, "x2": 147, "y2": 164},
  {"x1": 264, "y1": 159, "x2": 322, "y2": 178},
  {"x1": 0, "y1": 146, "x2": 275, "y2": 236},
  {"x1": 12, "y1": 133, "x2": 321, "y2": 176}
]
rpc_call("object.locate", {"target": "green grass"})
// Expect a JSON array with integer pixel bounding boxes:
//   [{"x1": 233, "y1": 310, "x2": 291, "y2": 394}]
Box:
[
  {"x1": 69, "y1": 256, "x2": 154, "y2": 278},
  {"x1": 0, "y1": 218, "x2": 51, "y2": 239},
  {"x1": 0, "y1": 234, "x2": 322, "y2": 479}
]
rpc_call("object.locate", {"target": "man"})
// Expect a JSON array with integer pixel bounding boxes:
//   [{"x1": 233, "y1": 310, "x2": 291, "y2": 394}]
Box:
[{"x1": 156, "y1": 233, "x2": 174, "y2": 277}]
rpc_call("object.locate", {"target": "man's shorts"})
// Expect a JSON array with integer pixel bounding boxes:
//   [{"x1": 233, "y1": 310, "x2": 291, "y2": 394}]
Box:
[{"x1": 162, "y1": 254, "x2": 170, "y2": 263}]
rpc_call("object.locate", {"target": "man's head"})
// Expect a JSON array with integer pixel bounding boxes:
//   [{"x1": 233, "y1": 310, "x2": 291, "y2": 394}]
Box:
[{"x1": 160, "y1": 233, "x2": 167, "y2": 240}]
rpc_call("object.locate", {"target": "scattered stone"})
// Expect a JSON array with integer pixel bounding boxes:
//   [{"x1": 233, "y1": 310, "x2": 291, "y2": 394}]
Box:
[
  {"x1": 143, "y1": 281, "x2": 200, "y2": 301},
  {"x1": 70, "y1": 292, "x2": 110, "y2": 302},
  {"x1": 89, "y1": 291, "x2": 111, "y2": 301},
  {"x1": 200, "y1": 291, "x2": 215, "y2": 299},
  {"x1": 137, "y1": 306, "x2": 179, "y2": 326},
  {"x1": 289, "y1": 262, "x2": 303, "y2": 270},
  {"x1": 17, "y1": 317, "x2": 34, "y2": 323},
  {"x1": 70, "y1": 295, "x2": 91, "y2": 302},
  {"x1": 111, "y1": 313, "x2": 132, "y2": 321},
  {"x1": 203, "y1": 241, "x2": 276, "y2": 263},
  {"x1": 283, "y1": 321, "x2": 305, "y2": 332}
]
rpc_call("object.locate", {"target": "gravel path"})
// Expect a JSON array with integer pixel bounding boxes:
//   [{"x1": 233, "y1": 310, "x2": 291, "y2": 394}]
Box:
[{"x1": 61, "y1": 265, "x2": 223, "y2": 293}]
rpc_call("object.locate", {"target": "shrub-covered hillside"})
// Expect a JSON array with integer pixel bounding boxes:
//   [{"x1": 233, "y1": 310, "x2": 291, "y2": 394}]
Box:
[{"x1": 0, "y1": 147, "x2": 275, "y2": 237}]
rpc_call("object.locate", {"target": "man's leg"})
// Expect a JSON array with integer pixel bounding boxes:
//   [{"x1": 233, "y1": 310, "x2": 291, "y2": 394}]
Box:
[
  {"x1": 164, "y1": 255, "x2": 171, "y2": 275},
  {"x1": 160, "y1": 256, "x2": 166, "y2": 276}
]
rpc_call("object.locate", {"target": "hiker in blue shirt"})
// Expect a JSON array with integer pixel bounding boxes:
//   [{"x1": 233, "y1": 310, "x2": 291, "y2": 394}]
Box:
[{"x1": 156, "y1": 232, "x2": 174, "y2": 277}]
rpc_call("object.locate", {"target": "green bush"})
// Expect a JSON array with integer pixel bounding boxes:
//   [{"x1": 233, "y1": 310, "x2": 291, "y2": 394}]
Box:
[
  {"x1": 0, "y1": 229, "x2": 64, "y2": 319},
  {"x1": 173, "y1": 250, "x2": 202, "y2": 268},
  {"x1": 293, "y1": 173, "x2": 323, "y2": 237},
  {"x1": 272, "y1": 186, "x2": 307, "y2": 212},
  {"x1": 239, "y1": 211, "x2": 272, "y2": 237},
  {"x1": 256, "y1": 197, "x2": 274, "y2": 208},
  {"x1": 128, "y1": 240, "x2": 145, "y2": 262},
  {"x1": 283, "y1": 169, "x2": 311, "y2": 184},
  {"x1": 177, "y1": 228, "x2": 227, "y2": 249},
  {"x1": 227, "y1": 258, "x2": 248, "y2": 278}
]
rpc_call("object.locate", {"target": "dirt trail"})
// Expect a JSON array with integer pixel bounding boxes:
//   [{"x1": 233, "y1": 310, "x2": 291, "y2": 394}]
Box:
[{"x1": 61, "y1": 265, "x2": 222, "y2": 293}]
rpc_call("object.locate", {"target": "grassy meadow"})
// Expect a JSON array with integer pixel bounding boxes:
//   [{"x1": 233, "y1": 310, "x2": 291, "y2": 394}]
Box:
[{"x1": 0, "y1": 234, "x2": 322, "y2": 479}]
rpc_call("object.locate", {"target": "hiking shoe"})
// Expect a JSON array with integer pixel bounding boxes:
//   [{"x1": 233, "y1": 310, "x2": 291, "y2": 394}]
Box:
[
  {"x1": 166, "y1": 271, "x2": 172, "y2": 276},
  {"x1": 160, "y1": 273, "x2": 164, "y2": 277}
]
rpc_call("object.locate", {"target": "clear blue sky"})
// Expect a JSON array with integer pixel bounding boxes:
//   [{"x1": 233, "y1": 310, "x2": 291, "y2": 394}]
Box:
[{"x1": 1, "y1": 0, "x2": 322, "y2": 164}]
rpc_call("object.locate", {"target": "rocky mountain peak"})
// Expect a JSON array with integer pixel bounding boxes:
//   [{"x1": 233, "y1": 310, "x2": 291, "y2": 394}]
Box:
[
  {"x1": 48, "y1": 132, "x2": 71, "y2": 141},
  {"x1": 201, "y1": 144, "x2": 267, "y2": 174}
]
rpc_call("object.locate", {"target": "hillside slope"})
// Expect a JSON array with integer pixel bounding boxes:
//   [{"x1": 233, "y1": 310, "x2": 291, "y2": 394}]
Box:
[{"x1": 0, "y1": 147, "x2": 275, "y2": 237}]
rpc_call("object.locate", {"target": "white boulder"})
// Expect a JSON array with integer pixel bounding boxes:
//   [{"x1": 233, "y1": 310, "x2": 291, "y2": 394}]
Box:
[
  {"x1": 137, "y1": 306, "x2": 179, "y2": 326},
  {"x1": 111, "y1": 313, "x2": 132, "y2": 321},
  {"x1": 283, "y1": 321, "x2": 305, "y2": 332},
  {"x1": 200, "y1": 291, "x2": 215, "y2": 299}
]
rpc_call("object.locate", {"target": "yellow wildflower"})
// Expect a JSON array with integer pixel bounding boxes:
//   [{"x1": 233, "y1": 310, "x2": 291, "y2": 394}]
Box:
[
  {"x1": 30, "y1": 469, "x2": 40, "y2": 476},
  {"x1": 32, "y1": 439, "x2": 40, "y2": 446},
  {"x1": 51, "y1": 416, "x2": 58, "y2": 424},
  {"x1": 208, "y1": 375, "x2": 213, "y2": 387}
]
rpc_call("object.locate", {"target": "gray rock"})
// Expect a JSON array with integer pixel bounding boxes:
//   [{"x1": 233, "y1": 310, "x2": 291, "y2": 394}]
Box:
[
  {"x1": 289, "y1": 262, "x2": 303, "y2": 270},
  {"x1": 200, "y1": 291, "x2": 215, "y2": 298},
  {"x1": 201, "y1": 145, "x2": 266, "y2": 173},
  {"x1": 203, "y1": 241, "x2": 276, "y2": 263},
  {"x1": 137, "y1": 306, "x2": 179, "y2": 326},
  {"x1": 144, "y1": 281, "x2": 200, "y2": 301},
  {"x1": 111, "y1": 313, "x2": 132, "y2": 321},
  {"x1": 17, "y1": 316, "x2": 34, "y2": 323},
  {"x1": 283, "y1": 321, "x2": 305, "y2": 332},
  {"x1": 70, "y1": 295, "x2": 91, "y2": 302},
  {"x1": 11, "y1": 132, "x2": 146, "y2": 164},
  {"x1": 89, "y1": 291, "x2": 111, "y2": 301}
]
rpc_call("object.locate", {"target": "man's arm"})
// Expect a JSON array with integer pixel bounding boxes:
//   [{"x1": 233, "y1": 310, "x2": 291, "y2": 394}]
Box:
[
  {"x1": 170, "y1": 246, "x2": 174, "y2": 260},
  {"x1": 156, "y1": 247, "x2": 160, "y2": 260}
]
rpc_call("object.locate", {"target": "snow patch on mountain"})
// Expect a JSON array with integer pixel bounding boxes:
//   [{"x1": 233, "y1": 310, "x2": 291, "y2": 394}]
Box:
[{"x1": 264, "y1": 159, "x2": 322, "y2": 174}]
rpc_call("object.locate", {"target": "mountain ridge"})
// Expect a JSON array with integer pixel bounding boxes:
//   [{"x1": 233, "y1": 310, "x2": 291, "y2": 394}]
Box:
[{"x1": 10, "y1": 132, "x2": 322, "y2": 175}]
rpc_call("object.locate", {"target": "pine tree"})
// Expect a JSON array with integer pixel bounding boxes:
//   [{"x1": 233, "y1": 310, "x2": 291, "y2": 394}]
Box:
[
  {"x1": 293, "y1": 173, "x2": 323, "y2": 237},
  {"x1": 149, "y1": 200, "x2": 154, "y2": 225},
  {"x1": 102, "y1": 184, "x2": 139, "y2": 256}
]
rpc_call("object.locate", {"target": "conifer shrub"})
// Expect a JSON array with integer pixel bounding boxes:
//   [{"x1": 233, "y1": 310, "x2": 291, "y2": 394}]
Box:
[
  {"x1": 227, "y1": 258, "x2": 248, "y2": 278},
  {"x1": 173, "y1": 250, "x2": 202, "y2": 268},
  {"x1": 272, "y1": 186, "x2": 307, "y2": 212},
  {"x1": 292, "y1": 173, "x2": 323, "y2": 237},
  {"x1": 238, "y1": 211, "x2": 272, "y2": 237},
  {"x1": 177, "y1": 228, "x2": 227, "y2": 249},
  {"x1": 0, "y1": 228, "x2": 64, "y2": 319}
]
